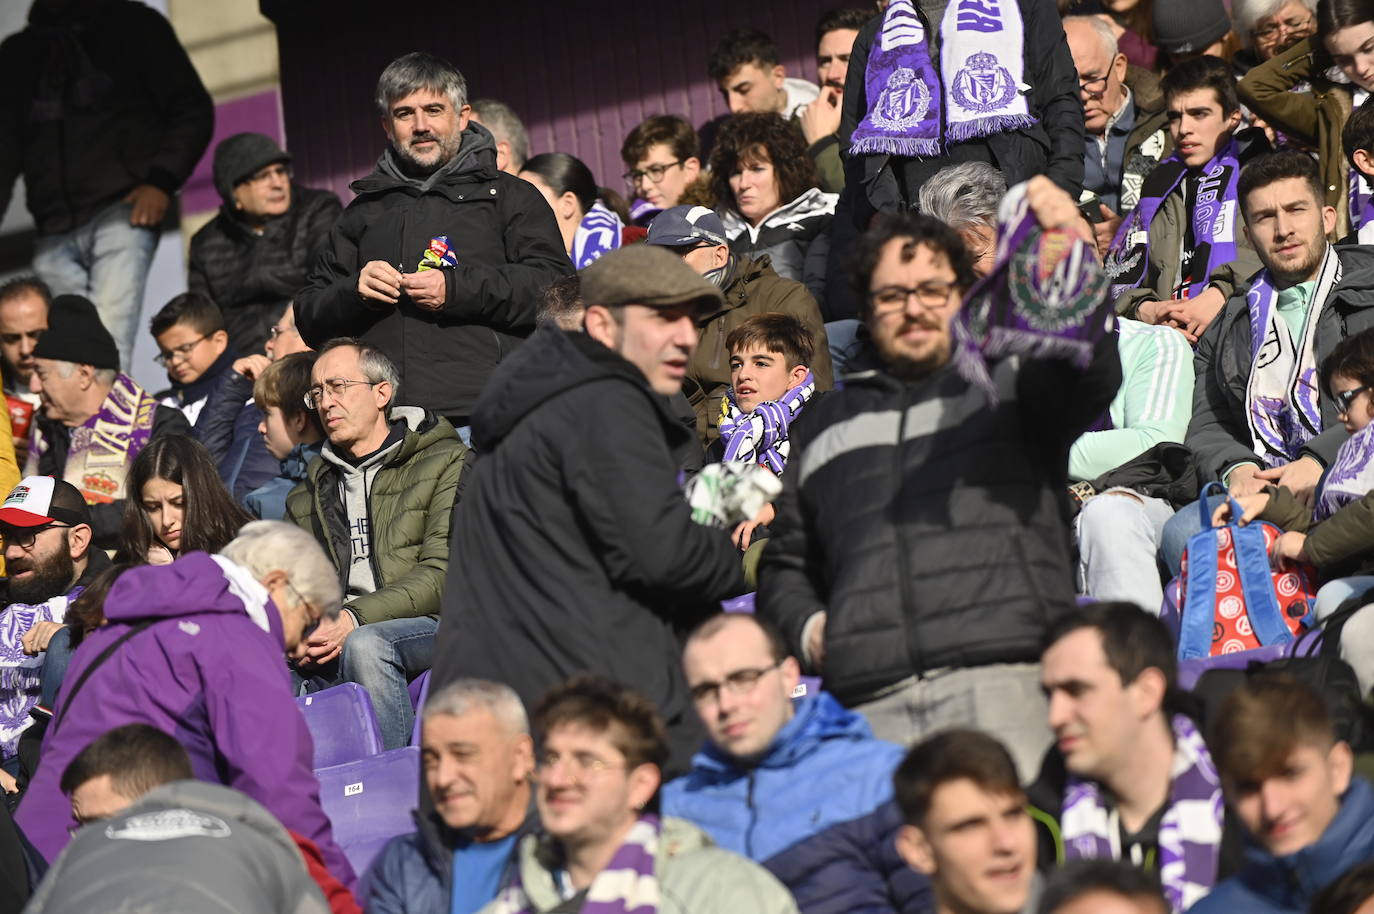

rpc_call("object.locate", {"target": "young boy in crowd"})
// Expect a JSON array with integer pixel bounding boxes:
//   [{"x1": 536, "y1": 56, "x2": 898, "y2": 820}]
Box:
[
  {"x1": 714, "y1": 312, "x2": 817, "y2": 549},
  {"x1": 1193, "y1": 673, "x2": 1374, "y2": 914},
  {"x1": 243, "y1": 351, "x2": 321, "y2": 521},
  {"x1": 150, "y1": 293, "x2": 235, "y2": 426},
  {"x1": 1342, "y1": 104, "x2": 1374, "y2": 245}
]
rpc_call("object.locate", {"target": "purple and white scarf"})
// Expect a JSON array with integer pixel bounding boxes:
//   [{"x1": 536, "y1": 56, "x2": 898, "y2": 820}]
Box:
[
  {"x1": 1106, "y1": 141, "x2": 1242, "y2": 303},
  {"x1": 488, "y1": 815, "x2": 661, "y2": 914},
  {"x1": 26, "y1": 372, "x2": 158, "y2": 507},
  {"x1": 1316, "y1": 420, "x2": 1374, "y2": 521},
  {"x1": 849, "y1": 0, "x2": 1034, "y2": 158},
  {"x1": 954, "y1": 181, "x2": 1113, "y2": 399},
  {"x1": 1244, "y1": 246, "x2": 1340, "y2": 468},
  {"x1": 719, "y1": 372, "x2": 816, "y2": 475},
  {"x1": 0, "y1": 589, "x2": 78, "y2": 759},
  {"x1": 1062, "y1": 715, "x2": 1224, "y2": 914},
  {"x1": 572, "y1": 201, "x2": 625, "y2": 270}
]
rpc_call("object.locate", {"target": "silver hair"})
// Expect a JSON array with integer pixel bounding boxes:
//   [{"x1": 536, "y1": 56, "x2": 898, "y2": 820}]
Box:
[
  {"x1": 316, "y1": 337, "x2": 401, "y2": 409},
  {"x1": 375, "y1": 52, "x2": 468, "y2": 117},
  {"x1": 1232, "y1": 0, "x2": 1317, "y2": 49},
  {"x1": 1064, "y1": 14, "x2": 1119, "y2": 60},
  {"x1": 917, "y1": 162, "x2": 1008, "y2": 232},
  {"x1": 471, "y1": 99, "x2": 530, "y2": 169},
  {"x1": 423, "y1": 679, "x2": 529, "y2": 736},
  {"x1": 55, "y1": 361, "x2": 117, "y2": 385},
  {"x1": 219, "y1": 520, "x2": 343, "y2": 620}
]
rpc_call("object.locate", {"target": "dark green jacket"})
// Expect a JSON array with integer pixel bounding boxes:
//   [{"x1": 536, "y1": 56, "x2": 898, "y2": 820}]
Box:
[
  {"x1": 285, "y1": 407, "x2": 467, "y2": 625},
  {"x1": 1259, "y1": 483, "x2": 1374, "y2": 573}
]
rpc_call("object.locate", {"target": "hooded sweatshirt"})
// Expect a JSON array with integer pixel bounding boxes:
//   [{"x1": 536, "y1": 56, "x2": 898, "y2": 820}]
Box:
[{"x1": 14, "y1": 552, "x2": 354, "y2": 887}]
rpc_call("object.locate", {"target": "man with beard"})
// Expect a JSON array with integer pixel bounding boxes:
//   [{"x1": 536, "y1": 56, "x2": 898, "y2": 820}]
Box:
[
  {"x1": 295, "y1": 52, "x2": 570, "y2": 435},
  {"x1": 0, "y1": 476, "x2": 107, "y2": 792},
  {"x1": 800, "y1": 8, "x2": 872, "y2": 194}
]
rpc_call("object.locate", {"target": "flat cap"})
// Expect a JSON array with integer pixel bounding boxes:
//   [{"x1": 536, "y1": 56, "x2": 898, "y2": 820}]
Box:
[{"x1": 579, "y1": 244, "x2": 725, "y2": 313}]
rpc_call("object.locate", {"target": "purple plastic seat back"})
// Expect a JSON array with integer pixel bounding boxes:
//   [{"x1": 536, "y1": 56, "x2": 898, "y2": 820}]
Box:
[
  {"x1": 721, "y1": 593, "x2": 755, "y2": 614},
  {"x1": 316, "y1": 745, "x2": 421, "y2": 879},
  {"x1": 1160, "y1": 576, "x2": 1183, "y2": 642},
  {"x1": 409, "y1": 671, "x2": 433, "y2": 745},
  {"x1": 296, "y1": 683, "x2": 385, "y2": 769},
  {"x1": 793, "y1": 676, "x2": 821, "y2": 701}
]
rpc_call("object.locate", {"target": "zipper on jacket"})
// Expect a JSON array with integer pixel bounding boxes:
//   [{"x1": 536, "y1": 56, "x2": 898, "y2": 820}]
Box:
[
  {"x1": 893, "y1": 385, "x2": 924, "y2": 675},
  {"x1": 364, "y1": 463, "x2": 384, "y2": 593}
]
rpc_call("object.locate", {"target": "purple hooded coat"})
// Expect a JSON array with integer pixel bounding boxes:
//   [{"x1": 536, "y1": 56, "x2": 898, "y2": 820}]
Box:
[{"x1": 14, "y1": 551, "x2": 355, "y2": 887}]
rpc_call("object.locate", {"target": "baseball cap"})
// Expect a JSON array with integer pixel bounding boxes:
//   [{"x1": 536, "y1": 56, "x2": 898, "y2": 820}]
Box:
[
  {"x1": 645, "y1": 205, "x2": 729, "y2": 248},
  {"x1": 0, "y1": 477, "x2": 90, "y2": 528}
]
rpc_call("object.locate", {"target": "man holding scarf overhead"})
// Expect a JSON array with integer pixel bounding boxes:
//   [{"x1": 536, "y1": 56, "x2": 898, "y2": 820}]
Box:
[{"x1": 1108, "y1": 56, "x2": 1269, "y2": 343}]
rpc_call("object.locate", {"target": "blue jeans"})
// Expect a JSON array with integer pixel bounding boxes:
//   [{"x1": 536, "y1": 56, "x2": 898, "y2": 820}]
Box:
[
  {"x1": 32, "y1": 199, "x2": 158, "y2": 370},
  {"x1": 825, "y1": 320, "x2": 864, "y2": 383},
  {"x1": 39, "y1": 625, "x2": 76, "y2": 708},
  {"x1": 1159, "y1": 494, "x2": 1229, "y2": 579},
  {"x1": 339, "y1": 616, "x2": 439, "y2": 750}
]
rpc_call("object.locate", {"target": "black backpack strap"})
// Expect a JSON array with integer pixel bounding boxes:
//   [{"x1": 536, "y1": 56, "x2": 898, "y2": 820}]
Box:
[
  {"x1": 50, "y1": 620, "x2": 155, "y2": 737},
  {"x1": 1319, "y1": 584, "x2": 1374, "y2": 660}
]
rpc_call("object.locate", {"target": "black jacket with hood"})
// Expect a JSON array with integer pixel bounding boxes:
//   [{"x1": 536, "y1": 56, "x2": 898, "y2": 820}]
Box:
[
  {"x1": 430, "y1": 325, "x2": 747, "y2": 772},
  {"x1": 294, "y1": 122, "x2": 572, "y2": 420},
  {"x1": 0, "y1": 0, "x2": 213, "y2": 235}
]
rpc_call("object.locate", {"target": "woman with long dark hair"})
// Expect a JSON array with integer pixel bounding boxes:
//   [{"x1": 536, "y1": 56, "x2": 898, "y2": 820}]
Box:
[
  {"x1": 519, "y1": 152, "x2": 645, "y2": 269},
  {"x1": 115, "y1": 436, "x2": 253, "y2": 564},
  {"x1": 1240, "y1": 0, "x2": 1374, "y2": 238}
]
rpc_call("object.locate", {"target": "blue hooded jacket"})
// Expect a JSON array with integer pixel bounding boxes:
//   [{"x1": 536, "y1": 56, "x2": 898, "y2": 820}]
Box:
[
  {"x1": 662, "y1": 691, "x2": 928, "y2": 914},
  {"x1": 1191, "y1": 776, "x2": 1374, "y2": 914}
]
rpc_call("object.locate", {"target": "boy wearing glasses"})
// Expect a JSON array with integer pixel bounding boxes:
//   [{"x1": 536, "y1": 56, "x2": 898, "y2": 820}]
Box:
[
  {"x1": 150, "y1": 292, "x2": 234, "y2": 426},
  {"x1": 663, "y1": 614, "x2": 917, "y2": 914}
]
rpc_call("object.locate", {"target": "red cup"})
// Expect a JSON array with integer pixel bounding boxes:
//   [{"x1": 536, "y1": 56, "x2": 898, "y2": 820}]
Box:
[{"x1": 7, "y1": 396, "x2": 33, "y2": 442}]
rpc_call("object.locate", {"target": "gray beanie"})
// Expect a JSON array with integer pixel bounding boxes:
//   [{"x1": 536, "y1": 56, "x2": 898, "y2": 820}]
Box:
[
  {"x1": 212, "y1": 133, "x2": 291, "y2": 204},
  {"x1": 1152, "y1": 0, "x2": 1232, "y2": 54}
]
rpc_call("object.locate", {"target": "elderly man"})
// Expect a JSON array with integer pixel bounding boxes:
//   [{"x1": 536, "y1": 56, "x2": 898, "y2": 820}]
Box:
[
  {"x1": 469, "y1": 99, "x2": 529, "y2": 175},
  {"x1": 287, "y1": 338, "x2": 466, "y2": 751},
  {"x1": 296, "y1": 52, "x2": 570, "y2": 434},
  {"x1": 368, "y1": 680, "x2": 538, "y2": 914},
  {"x1": 431, "y1": 245, "x2": 747, "y2": 771},
  {"x1": 16, "y1": 520, "x2": 354, "y2": 886},
  {"x1": 26, "y1": 294, "x2": 189, "y2": 547}
]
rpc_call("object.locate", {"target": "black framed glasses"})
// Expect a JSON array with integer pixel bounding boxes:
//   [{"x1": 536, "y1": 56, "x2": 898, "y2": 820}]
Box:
[
  {"x1": 153, "y1": 334, "x2": 209, "y2": 367},
  {"x1": 1079, "y1": 74, "x2": 1110, "y2": 99},
  {"x1": 3, "y1": 523, "x2": 73, "y2": 550},
  {"x1": 624, "y1": 160, "x2": 683, "y2": 185},
  {"x1": 303, "y1": 378, "x2": 380, "y2": 409},
  {"x1": 1336, "y1": 384, "x2": 1372, "y2": 415},
  {"x1": 868, "y1": 282, "x2": 959, "y2": 314},
  {"x1": 688, "y1": 661, "x2": 783, "y2": 705}
]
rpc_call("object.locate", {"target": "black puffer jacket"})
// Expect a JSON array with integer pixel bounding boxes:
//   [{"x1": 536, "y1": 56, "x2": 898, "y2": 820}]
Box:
[
  {"x1": 430, "y1": 325, "x2": 747, "y2": 772},
  {"x1": 1188, "y1": 244, "x2": 1374, "y2": 483},
  {"x1": 294, "y1": 123, "x2": 572, "y2": 419},
  {"x1": 758, "y1": 337, "x2": 1120, "y2": 705},
  {"x1": 188, "y1": 186, "x2": 342, "y2": 356},
  {"x1": 0, "y1": 0, "x2": 213, "y2": 234}
]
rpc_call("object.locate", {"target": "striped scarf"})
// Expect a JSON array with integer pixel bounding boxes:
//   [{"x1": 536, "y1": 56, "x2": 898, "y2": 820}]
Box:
[
  {"x1": 718, "y1": 372, "x2": 816, "y2": 475},
  {"x1": 572, "y1": 202, "x2": 625, "y2": 269},
  {"x1": 488, "y1": 815, "x2": 660, "y2": 914}
]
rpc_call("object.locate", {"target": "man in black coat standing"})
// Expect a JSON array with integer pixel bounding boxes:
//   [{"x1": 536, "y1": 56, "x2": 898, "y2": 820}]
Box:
[
  {"x1": 294, "y1": 52, "x2": 571, "y2": 433},
  {"x1": 430, "y1": 245, "x2": 747, "y2": 772}
]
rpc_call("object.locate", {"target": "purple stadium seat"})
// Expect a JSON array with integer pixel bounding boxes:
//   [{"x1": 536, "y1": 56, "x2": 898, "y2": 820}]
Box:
[
  {"x1": 409, "y1": 671, "x2": 432, "y2": 746},
  {"x1": 793, "y1": 676, "x2": 821, "y2": 701},
  {"x1": 721, "y1": 593, "x2": 755, "y2": 613},
  {"x1": 1176, "y1": 637, "x2": 1323, "y2": 690},
  {"x1": 296, "y1": 682, "x2": 384, "y2": 769},
  {"x1": 316, "y1": 745, "x2": 421, "y2": 879}
]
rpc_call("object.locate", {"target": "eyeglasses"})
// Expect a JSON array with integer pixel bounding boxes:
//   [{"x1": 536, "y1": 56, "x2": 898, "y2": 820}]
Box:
[
  {"x1": 1336, "y1": 384, "x2": 1372, "y2": 415},
  {"x1": 533, "y1": 750, "x2": 627, "y2": 782},
  {"x1": 268, "y1": 323, "x2": 298, "y2": 340},
  {"x1": 688, "y1": 661, "x2": 783, "y2": 706},
  {"x1": 1079, "y1": 74, "x2": 1110, "y2": 99},
  {"x1": 624, "y1": 160, "x2": 683, "y2": 185},
  {"x1": 153, "y1": 334, "x2": 209, "y2": 366},
  {"x1": 868, "y1": 282, "x2": 960, "y2": 314},
  {"x1": 4, "y1": 523, "x2": 73, "y2": 550},
  {"x1": 303, "y1": 378, "x2": 380, "y2": 409},
  {"x1": 286, "y1": 580, "x2": 323, "y2": 641},
  {"x1": 1253, "y1": 13, "x2": 1315, "y2": 44}
]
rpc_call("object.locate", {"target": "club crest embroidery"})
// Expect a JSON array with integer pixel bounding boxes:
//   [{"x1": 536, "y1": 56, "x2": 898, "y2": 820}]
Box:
[
  {"x1": 952, "y1": 51, "x2": 1017, "y2": 114},
  {"x1": 1009, "y1": 228, "x2": 1108, "y2": 332},
  {"x1": 870, "y1": 66, "x2": 933, "y2": 130}
]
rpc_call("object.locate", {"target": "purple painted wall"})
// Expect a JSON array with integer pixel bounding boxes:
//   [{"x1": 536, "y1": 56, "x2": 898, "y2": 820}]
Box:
[{"x1": 264, "y1": 0, "x2": 848, "y2": 201}]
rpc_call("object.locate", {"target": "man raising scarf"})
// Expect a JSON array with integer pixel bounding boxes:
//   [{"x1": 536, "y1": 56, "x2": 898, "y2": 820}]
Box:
[{"x1": 1107, "y1": 56, "x2": 1268, "y2": 344}]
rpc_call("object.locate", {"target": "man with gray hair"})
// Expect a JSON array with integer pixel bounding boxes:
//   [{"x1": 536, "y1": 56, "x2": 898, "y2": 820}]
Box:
[
  {"x1": 917, "y1": 162, "x2": 1008, "y2": 278},
  {"x1": 1063, "y1": 15, "x2": 1172, "y2": 256},
  {"x1": 15, "y1": 520, "x2": 356, "y2": 887},
  {"x1": 296, "y1": 52, "x2": 570, "y2": 433},
  {"x1": 286, "y1": 337, "x2": 468, "y2": 751},
  {"x1": 368, "y1": 679, "x2": 538, "y2": 914},
  {"x1": 469, "y1": 99, "x2": 530, "y2": 175}
]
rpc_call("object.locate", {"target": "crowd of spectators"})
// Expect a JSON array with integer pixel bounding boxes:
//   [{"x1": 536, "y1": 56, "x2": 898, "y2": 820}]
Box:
[{"x1": 10, "y1": 0, "x2": 1374, "y2": 912}]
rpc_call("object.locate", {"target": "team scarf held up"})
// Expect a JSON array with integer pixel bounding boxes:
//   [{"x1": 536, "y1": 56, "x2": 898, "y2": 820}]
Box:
[
  {"x1": 953, "y1": 181, "x2": 1114, "y2": 400},
  {"x1": 1061, "y1": 714, "x2": 1224, "y2": 914},
  {"x1": 488, "y1": 814, "x2": 661, "y2": 914},
  {"x1": 849, "y1": 0, "x2": 1035, "y2": 158},
  {"x1": 572, "y1": 201, "x2": 626, "y2": 269},
  {"x1": 1105, "y1": 139, "x2": 1242, "y2": 302},
  {"x1": 1317, "y1": 420, "x2": 1374, "y2": 522},
  {"x1": 1245, "y1": 245, "x2": 1341, "y2": 468},
  {"x1": 718, "y1": 372, "x2": 817, "y2": 475}
]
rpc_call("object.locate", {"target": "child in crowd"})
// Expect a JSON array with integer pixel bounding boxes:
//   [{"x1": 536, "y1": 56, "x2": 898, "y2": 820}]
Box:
[
  {"x1": 150, "y1": 293, "x2": 236, "y2": 426},
  {"x1": 715, "y1": 312, "x2": 816, "y2": 549},
  {"x1": 1343, "y1": 103, "x2": 1374, "y2": 245},
  {"x1": 244, "y1": 352, "x2": 323, "y2": 521},
  {"x1": 115, "y1": 436, "x2": 253, "y2": 565}
]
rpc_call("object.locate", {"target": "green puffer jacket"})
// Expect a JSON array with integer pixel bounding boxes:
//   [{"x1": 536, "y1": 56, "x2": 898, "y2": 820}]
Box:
[{"x1": 285, "y1": 407, "x2": 467, "y2": 625}]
